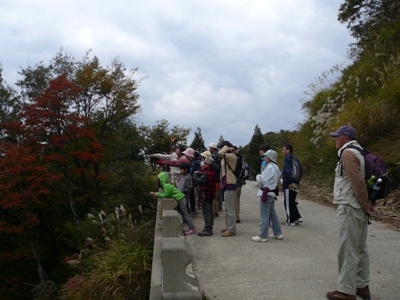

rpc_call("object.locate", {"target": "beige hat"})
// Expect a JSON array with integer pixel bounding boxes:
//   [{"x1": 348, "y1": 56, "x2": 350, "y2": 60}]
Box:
[
  {"x1": 263, "y1": 150, "x2": 278, "y2": 163},
  {"x1": 201, "y1": 150, "x2": 212, "y2": 158}
]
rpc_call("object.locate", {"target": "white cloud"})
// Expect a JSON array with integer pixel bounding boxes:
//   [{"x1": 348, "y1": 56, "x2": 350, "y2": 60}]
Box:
[{"x1": 0, "y1": 0, "x2": 354, "y2": 147}]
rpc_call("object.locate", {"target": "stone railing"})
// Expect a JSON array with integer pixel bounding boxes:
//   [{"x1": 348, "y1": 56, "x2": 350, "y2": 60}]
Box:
[{"x1": 149, "y1": 198, "x2": 202, "y2": 299}]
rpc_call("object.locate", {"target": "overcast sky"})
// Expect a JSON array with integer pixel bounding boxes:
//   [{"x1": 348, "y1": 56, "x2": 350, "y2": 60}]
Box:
[{"x1": 0, "y1": 0, "x2": 353, "y2": 147}]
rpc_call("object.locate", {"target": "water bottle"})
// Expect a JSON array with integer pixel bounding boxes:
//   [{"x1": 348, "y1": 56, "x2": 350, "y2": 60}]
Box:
[
  {"x1": 366, "y1": 175, "x2": 375, "y2": 188},
  {"x1": 370, "y1": 178, "x2": 382, "y2": 199}
]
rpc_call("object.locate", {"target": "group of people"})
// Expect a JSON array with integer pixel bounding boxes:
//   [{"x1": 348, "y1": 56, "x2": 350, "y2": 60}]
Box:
[
  {"x1": 251, "y1": 143, "x2": 303, "y2": 242},
  {"x1": 148, "y1": 140, "x2": 303, "y2": 239},
  {"x1": 149, "y1": 125, "x2": 373, "y2": 300}
]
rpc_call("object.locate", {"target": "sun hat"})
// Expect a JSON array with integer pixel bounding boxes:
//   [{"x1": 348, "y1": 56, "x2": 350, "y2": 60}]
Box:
[
  {"x1": 329, "y1": 125, "x2": 357, "y2": 139},
  {"x1": 208, "y1": 142, "x2": 218, "y2": 150},
  {"x1": 183, "y1": 147, "x2": 195, "y2": 158},
  {"x1": 263, "y1": 150, "x2": 278, "y2": 163},
  {"x1": 201, "y1": 151, "x2": 212, "y2": 158}
]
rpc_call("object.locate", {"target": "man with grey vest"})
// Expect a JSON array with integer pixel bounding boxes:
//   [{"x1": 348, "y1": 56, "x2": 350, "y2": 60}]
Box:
[{"x1": 327, "y1": 125, "x2": 375, "y2": 300}]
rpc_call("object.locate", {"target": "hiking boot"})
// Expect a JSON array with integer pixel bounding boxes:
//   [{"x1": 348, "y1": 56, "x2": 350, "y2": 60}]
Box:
[
  {"x1": 184, "y1": 228, "x2": 197, "y2": 235},
  {"x1": 356, "y1": 286, "x2": 370, "y2": 300},
  {"x1": 221, "y1": 228, "x2": 227, "y2": 233},
  {"x1": 268, "y1": 234, "x2": 283, "y2": 240},
  {"x1": 294, "y1": 218, "x2": 303, "y2": 224},
  {"x1": 198, "y1": 231, "x2": 213, "y2": 237},
  {"x1": 221, "y1": 231, "x2": 236, "y2": 237},
  {"x1": 252, "y1": 236, "x2": 267, "y2": 242},
  {"x1": 326, "y1": 290, "x2": 356, "y2": 300}
]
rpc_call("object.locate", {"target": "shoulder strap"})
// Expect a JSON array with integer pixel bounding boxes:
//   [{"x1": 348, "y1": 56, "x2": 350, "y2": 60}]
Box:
[
  {"x1": 339, "y1": 144, "x2": 365, "y2": 176},
  {"x1": 224, "y1": 153, "x2": 235, "y2": 173}
]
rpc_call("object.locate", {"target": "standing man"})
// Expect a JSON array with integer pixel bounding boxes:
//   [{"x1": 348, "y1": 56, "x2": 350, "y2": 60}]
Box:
[
  {"x1": 281, "y1": 144, "x2": 303, "y2": 226},
  {"x1": 233, "y1": 146, "x2": 245, "y2": 223},
  {"x1": 326, "y1": 125, "x2": 375, "y2": 300},
  {"x1": 209, "y1": 142, "x2": 222, "y2": 216},
  {"x1": 218, "y1": 141, "x2": 237, "y2": 237}
]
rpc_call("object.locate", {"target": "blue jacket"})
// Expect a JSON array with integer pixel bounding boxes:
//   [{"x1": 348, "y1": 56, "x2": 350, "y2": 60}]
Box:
[{"x1": 282, "y1": 153, "x2": 296, "y2": 189}]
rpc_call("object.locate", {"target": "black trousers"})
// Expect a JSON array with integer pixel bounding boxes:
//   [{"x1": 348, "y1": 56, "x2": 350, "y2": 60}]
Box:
[{"x1": 283, "y1": 188, "x2": 301, "y2": 223}]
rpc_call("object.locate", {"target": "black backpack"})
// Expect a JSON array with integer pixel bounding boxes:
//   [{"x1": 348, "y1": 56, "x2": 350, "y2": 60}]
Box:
[
  {"x1": 342, "y1": 145, "x2": 390, "y2": 204},
  {"x1": 291, "y1": 155, "x2": 303, "y2": 183},
  {"x1": 226, "y1": 153, "x2": 248, "y2": 179}
]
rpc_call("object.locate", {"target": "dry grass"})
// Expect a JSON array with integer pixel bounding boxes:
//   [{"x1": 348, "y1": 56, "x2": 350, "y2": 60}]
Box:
[{"x1": 299, "y1": 179, "x2": 400, "y2": 231}]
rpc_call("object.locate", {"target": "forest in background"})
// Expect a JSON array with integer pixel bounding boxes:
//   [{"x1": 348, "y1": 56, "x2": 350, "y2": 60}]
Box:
[{"x1": 1, "y1": 1, "x2": 400, "y2": 299}]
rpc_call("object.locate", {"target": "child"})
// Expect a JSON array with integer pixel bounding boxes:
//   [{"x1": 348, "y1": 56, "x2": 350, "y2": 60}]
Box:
[
  {"x1": 150, "y1": 171, "x2": 196, "y2": 235},
  {"x1": 177, "y1": 162, "x2": 193, "y2": 220},
  {"x1": 192, "y1": 157, "x2": 217, "y2": 237}
]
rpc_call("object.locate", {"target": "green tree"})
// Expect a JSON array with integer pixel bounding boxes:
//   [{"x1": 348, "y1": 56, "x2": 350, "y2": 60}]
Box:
[
  {"x1": 246, "y1": 124, "x2": 264, "y2": 172},
  {"x1": 264, "y1": 131, "x2": 280, "y2": 150},
  {"x1": 190, "y1": 127, "x2": 206, "y2": 151},
  {"x1": 338, "y1": 0, "x2": 400, "y2": 58},
  {"x1": 138, "y1": 119, "x2": 190, "y2": 154},
  {"x1": 0, "y1": 66, "x2": 22, "y2": 141}
]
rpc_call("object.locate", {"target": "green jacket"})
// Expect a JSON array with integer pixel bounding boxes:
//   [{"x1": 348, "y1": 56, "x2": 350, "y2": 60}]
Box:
[{"x1": 157, "y1": 172, "x2": 185, "y2": 202}]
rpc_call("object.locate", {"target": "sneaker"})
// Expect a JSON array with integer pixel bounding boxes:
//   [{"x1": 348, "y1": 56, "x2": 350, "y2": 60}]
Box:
[
  {"x1": 198, "y1": 231, "x2": 213, "y2": 237},
  {"x1": 356, "y1": 286, "x2": 370, "y2": 300},
  {"x1": 184, "y1": 228, "x2": 197, "y2": 235},
  {"x1": 281, "y1": 221, "x2": 295, "y2": 226},
  {"x1": 268, "y1": 234, "x2": 283, "y2": 240},
  {"x1": 294, "y1": 218, "x2": 303, "y2": 225},
  {"x1": 326, "y1": 290, "x2": 356, "y2": 300},
  {"x1": 221, "y1": 231, "x2": 236, "y2": 237},
  {"x1": 252, "y1": 236, "x2": 267, "y2": 243}
]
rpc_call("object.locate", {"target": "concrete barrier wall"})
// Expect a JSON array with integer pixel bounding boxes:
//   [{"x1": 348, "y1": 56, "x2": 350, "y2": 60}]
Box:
[{"x1": 150, "y1": 198, "x2": 202, "y2": 300}]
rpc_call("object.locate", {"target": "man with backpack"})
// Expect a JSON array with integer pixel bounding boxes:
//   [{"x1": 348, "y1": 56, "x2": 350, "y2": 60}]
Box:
[
  {"x1": 218, "y1": 141, "x2": 237, "y2": 237},
  {"x1": 327, "y1": 125, "x2": 375, "y2": 300},
  {"x1": 281, "y1": 144, "x2": 303, "y2": 226}
]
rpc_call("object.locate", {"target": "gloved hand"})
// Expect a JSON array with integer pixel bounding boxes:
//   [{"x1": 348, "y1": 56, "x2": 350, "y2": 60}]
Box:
[{"x1": 154, "y1": 159, "x2": 163, "y2": 166}]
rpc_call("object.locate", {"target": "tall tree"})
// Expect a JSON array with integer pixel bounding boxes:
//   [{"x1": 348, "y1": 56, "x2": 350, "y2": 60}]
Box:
[
  {"x1": 0, "y1": 75, "x2": 105, "y2": 295},
  {"x1": 246, "y1": 124, "x2": 264, "y2": 172},
  {"x1": 16, "y1": 48, "x2": 141, "y2": 148},
  {"x1": 190, "y1": 127, "x2": 206, "y2": 151},
  {"x1": 138, "y1": 119, "x2": 190, "y2": 154},
  {"x1": 0, "y1": 66, "x2": 22, "y2": 141},
  {"x1": 338, "y1": 0, "x2": 400, "y2": 58}
]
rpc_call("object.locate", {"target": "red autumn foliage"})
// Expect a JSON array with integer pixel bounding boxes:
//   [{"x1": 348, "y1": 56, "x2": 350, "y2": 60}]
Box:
[{"x1": 0, "y1": 74, "x2": 106, "y2": 293}]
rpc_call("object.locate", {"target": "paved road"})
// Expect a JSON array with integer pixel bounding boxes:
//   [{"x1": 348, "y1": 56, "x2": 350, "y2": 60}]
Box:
[{"x1": 185, "y1": 180, "x2": 400, "y2": 300}]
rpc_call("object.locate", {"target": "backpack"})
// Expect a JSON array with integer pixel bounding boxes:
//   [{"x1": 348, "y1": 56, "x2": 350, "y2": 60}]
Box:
[
  {"x1": 291, "y1": 155, "x2": 303, "y2": 182},
  {"x1": 342, "y1": 145, "x2": 390, "y2": 203},
  {"x1": 190, "y1": 159, "x2": 201, "y2": 176},
  {"x1": 225, "y1": 153, "x2": 248, "y2": 178},
  {"x1": 237, "y1": 156, "x2": 250, "y2": 179}
]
